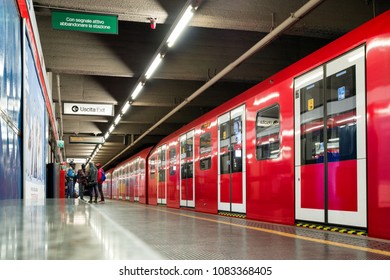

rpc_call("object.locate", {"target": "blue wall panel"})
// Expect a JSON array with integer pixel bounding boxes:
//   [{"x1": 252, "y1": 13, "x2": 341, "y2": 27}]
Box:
[{"x1": 0, "y1": 0, "x2": 22, "y2": 199}]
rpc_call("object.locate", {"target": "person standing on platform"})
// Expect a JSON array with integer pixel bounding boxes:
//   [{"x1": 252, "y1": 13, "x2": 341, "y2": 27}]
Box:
[
  {"x1": 66, "y1": 161, "x2": 76, "y2": 199},
  {"x1": 96, "y1": 163, "x2": 105, "y2": 204},
  {"x1": 77, "y1": 164, "x2": 87, "y2": 201},
  {"x1": 86, "y1": 161, "x2": 98, "y2": 204}
]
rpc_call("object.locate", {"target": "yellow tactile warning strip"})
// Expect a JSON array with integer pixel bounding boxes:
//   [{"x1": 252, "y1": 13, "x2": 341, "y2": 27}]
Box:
[
  {"x1": 146, "y1": 206, "x2": 390, "y2": 257},
  {"x1": 296, "y1": 222, "x2": 367, "y2": 236},
  {"x1": 218, "y1": 211, "x2": 246, "y2": 219}
]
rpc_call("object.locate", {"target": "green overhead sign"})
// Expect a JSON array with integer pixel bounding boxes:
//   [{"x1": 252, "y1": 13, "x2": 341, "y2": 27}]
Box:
[{"x1": 51, "y1": 10, "x2": 118, "y2": 34}]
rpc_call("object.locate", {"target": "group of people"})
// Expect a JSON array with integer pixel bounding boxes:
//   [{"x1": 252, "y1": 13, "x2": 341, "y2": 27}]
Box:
[{"x1": 66, "y1": 161, "x2": 105, "y2": 204}]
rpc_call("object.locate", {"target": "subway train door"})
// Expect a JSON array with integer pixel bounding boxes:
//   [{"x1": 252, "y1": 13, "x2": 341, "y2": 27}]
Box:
[
  {"x1": 294, "y1": 46, "x2": 366, "y2": 228},
  {"x1": 218, "y1": 105, "x2": 246, "y2": 213},
  {"x1": 157, "y1": 145, "x2": 167, "y2": 204},
  {"x1": 180, "y1": 131, "x2": 195, "y2": 207},
  {"x1": 134, "y1": 158, "x2": 140, "y2": 202}
]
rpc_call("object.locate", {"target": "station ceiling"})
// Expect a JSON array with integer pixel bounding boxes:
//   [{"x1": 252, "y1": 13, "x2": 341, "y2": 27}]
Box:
[{"x1": 32, "y1": 0, "x2": 390, "y2": 170}]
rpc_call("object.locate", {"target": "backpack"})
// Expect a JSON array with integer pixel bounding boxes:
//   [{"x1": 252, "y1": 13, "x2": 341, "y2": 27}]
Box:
[{"x1": 101, "y1": 170, "x2": 106, "y2": 182}]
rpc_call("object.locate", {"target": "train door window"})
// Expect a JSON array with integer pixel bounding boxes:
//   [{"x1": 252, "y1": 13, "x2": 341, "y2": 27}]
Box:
[
  {"x1": 169, "y1": 148, "x2": 176, "y2": 175},
  {"x1": 219, "y1": 122, "x2": 230, "y2": 148},
  {"x1": 180, "y1": 138, "x2": 187, "y2": 179},
  {"x1": 256, "y1": 105, "x2": 280, "y2": 160},
  {"x1": 231, "y1": 115, "x2": 243, "y2": 173},
  {"x1": 219, "y1": 121, "x2": 230, "y2": 174},
  {"x1": 231, "y1": 116, "x2": 242, "y2": 145},
  {"x1": 298, "y1": 71, "x2": 325, "y2": 165},
  {"x1": 181, "y1": 136, "x2": 193, "y2": 179},
  {"x1": 219, "y1": 113, "x2": 243, "y2": 173},
  {"x1": 326, "y1": 66, "x2": 357, "y2": 161},
  {"x1": 200, "y1": 132, "x2": 211, "y2": 170},
  {"x1": 150, "y1": 156, "x2": 156, "y2": 179},
  {"x1": 159, "y1": 147, "x2": 166, "y2": 182},
  {"x1": 186, "y1": 137, "x2": 193, "y2": 159},
  {"x1": 186, "y1": 136, "x2": 194, "y2": 178}
]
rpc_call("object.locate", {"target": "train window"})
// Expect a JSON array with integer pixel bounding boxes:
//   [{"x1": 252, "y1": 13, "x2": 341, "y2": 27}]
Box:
[
  {"x1": 150, "y1": 156, "x2": 155, "y2": 179},
  {"x1": 200, "y1": 133, "x2": 211, "y2": 170},
  {"x1": 256, "y1": 105, "x2": 280, "y2": 160},
  {"x1": 326, "y1": 65, "x2": 357, "y2": 161},
  {"x1": 181, "y1": 162, "x2": 193, "y2": 178},
  {"x1": 200, "y1": 133, "x2": 211, "y2": 154},
  {"x1": 186, "y1": 137, "x2": 193, "y2": 158},
  {"x1": 181, "y1": 137, "x2": 193, "y2": 159},
  {"x1": 159, "y1": 148, "x2": 166, "y2": 182},
  {"x1": 169, "y1": 148, "x2": 176, "y2": 175},
  {"x1": 158, "y1": 168, "x2": 165, "y2": 182},
  {"x1": 220, "y1": 153, "x2": 230, "y2": 174},
  {"x1": 219, "y1": 122, "x2": 230, "y2": 148},
  {"x1": 200, "y1": 158, "x2": 211, "y2": 170},
  {"x1": 298, "y1": 78, "x2": 325, "y2": 165},
  {"x1": 231, "y1": 116, "x2": 242, "y2": 145}
]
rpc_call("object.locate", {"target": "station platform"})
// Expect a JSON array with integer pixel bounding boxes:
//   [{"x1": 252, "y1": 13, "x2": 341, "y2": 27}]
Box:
[{"x1": 1, "y1": 198, "x2": 390, "y2": 260}]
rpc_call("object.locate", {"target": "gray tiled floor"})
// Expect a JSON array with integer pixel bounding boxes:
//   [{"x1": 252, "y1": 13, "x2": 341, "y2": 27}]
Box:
[{"x1": 1, "y1": 198, "x2": 390, "y2": 260}]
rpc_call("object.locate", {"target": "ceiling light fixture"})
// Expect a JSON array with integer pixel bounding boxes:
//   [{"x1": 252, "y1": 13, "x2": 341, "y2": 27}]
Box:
[
  {"x1": 167, "y1": 5, "x2": 194, "y2": 48},
  {"x1": 114, "y1": 115, "x2": 121, "y2": 125},
  {"x1": 131, "y1": 82, "x2": 144, "y2": 100},
  {"x1": 121, "y1": 101, "x2": 130, "y2": 114},
  {"x1": 145, "y1": 54, "x2": 162, "y2": 79}
]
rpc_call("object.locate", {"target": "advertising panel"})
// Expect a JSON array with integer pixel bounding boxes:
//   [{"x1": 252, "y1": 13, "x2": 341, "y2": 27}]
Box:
[{"x1": 23, "y1": 26, "x2": 46, "y2": 200}]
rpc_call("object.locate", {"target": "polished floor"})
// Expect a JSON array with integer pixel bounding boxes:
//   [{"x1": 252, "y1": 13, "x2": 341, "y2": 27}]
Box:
[{"x1": 1, "y1": 198, "x2": 390, "y2": 260}]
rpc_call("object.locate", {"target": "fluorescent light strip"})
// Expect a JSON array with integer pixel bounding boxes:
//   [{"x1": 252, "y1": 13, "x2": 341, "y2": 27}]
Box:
[
  {"x1": 121, "y1": 102, "x2": 130, "y2": 114},
  {"x1": 109, "y1": 125, "x2": 115, "y2": 133},
  {"x1": 167, "y1": 5, "x2": 194, "y2": 48},
  {"x1": 131, "y1": 82, "x2": 144, "y2": 99},
  {"x1": 114, "y1": 115, "x2": 121, "y2": 125},
  {"x1": 145, "y1": 54, "x2": 162, "y2": 79}
]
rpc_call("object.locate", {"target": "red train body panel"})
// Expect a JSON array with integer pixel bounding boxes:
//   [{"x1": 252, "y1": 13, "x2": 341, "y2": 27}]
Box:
[
  {"x1": 110, "y1": 147, "x2": 152, "y2": 204},
  {"x1": 108, "y1": 11, "x2": 390, "y2": 240}
]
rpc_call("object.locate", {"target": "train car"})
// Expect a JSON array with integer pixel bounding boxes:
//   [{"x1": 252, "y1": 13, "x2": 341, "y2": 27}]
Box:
[{"x1": 143, "y1": 11, "x2": 390, "y2": 240}]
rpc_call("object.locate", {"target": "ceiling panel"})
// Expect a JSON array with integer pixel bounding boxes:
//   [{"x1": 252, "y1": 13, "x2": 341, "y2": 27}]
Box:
[{"x1": 33, "y1": 0, "x2": 390, "y2": 170}]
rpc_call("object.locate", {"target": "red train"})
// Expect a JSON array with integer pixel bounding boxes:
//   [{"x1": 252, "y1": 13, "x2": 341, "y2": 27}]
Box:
[{"x1": 102, "y1": 10, "x2": 390, "y2": 240}]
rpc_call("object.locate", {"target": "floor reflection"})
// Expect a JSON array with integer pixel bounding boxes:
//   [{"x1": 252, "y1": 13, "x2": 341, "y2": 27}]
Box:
[{"x1": 0, "y1": 199, "x2": 162, "y2": 260}]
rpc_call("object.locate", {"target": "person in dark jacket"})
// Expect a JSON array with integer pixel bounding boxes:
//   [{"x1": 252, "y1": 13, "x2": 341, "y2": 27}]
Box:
[
  {"x1": 77, "y1": 164, "x2": 87, "y2": 201},
  {"x1": 86, "y1": 161, "x2": 98, "y2": 203}
]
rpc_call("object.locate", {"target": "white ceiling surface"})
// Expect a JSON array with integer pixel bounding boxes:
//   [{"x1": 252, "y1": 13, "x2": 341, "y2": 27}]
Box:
[{"x1": 32, "y1": 0, "x2": 389, "y2": 169}]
